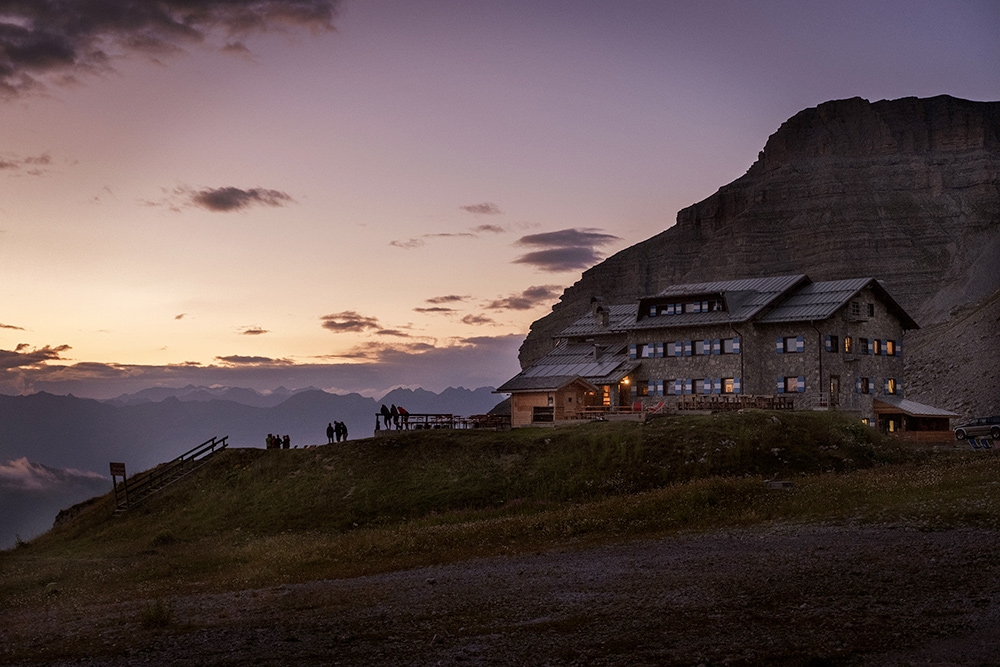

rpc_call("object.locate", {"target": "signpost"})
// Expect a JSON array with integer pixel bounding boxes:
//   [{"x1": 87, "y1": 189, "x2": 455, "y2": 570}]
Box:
[{"x1": 110, "y1": 461, "x2": 128, "y2": 509}]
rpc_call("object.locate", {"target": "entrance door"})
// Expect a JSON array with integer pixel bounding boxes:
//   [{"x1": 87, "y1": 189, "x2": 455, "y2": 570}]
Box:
[{"x1": 829, "y1": 375, "x2": 840, "y2": 406}]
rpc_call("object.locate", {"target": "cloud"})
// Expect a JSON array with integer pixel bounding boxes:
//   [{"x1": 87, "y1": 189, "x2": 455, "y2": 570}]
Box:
[
  {"x1": 239, "y1": 326, "x2": 269, "y2": 336},
  {"x1": 389, "y1": 238, "x2": 425, "y2": 250},
  {"x1": 0, "y1": 152, "x2": 56, "y2": 176},
  {"x1": 472, "y1": 224, "x2": 505, "y2": 234},
  {"x1": 0, "y1": 344, "x2": 71, "y2": 370},
  {"x1": 512, "y1": 227, "x2": 622, "y2": 272},
  {"x1": 460, "y1": 202, "x2": 502, "y2": 215},
  {"x1": 0, "y1": 323, "x2": 25, "y2": 330},
  {"x1": 425, "y1": 295, "x2": 468, "y2": 305},
  {"x1": 190, "y1": 186, "x2": 294, "y2": 212},
  {"x1": 413, "y1": 307, "x2": 455, "y2": 314},
  {"x1": 461, "y1": 314, "x2": 497, "y2": 326},
  {"x1": 485, "y1": 285, "x2": 563, "y2": 311},
  {"x1": 0, "y1": 1, "x2": 340, "y2": 98},
  {"x1": 174, "y1": 313, "x2": 186, "y2": 320},
  {"x1": 0, "y1": 458, "x2": 105, "y2": 493},
  {"x1": 215, "y1": 355, "x2": 292, "y2": 366},
  {"x1": 320, "y1": 311, "x2": 381, "y2": 333}
]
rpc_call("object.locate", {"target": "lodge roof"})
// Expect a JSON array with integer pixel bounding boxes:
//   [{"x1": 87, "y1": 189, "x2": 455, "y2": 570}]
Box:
[
  {"x1": 557, "y1": 274, "x2": 918, "y2": 337},
  {"x1": 874, "y1": 396, "x2": 960, "y2": 418},
  {"x1": 495, "y1": 341, "x2": 637, "y2": 393}
]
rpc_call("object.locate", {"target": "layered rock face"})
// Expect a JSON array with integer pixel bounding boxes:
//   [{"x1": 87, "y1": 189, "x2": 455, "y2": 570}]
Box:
[{"x1": 520, "y1": 96, "x2": 1000, "y2": 418}]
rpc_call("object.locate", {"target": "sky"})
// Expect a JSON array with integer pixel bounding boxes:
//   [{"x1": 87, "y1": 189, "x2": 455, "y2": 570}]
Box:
[{"x1": 1, "y1": 0, "x2": 998, "y2": 400}]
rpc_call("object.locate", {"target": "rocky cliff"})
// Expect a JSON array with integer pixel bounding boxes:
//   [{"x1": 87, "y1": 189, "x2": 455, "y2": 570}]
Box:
[{"x1": 520, "y1": 95, "x2": 1000, "y2": 418}]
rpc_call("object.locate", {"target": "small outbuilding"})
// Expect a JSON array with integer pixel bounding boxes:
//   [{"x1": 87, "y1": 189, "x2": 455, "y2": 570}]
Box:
[{"x1": 873, "y1": 396, "x2": 959, "y2": 444}]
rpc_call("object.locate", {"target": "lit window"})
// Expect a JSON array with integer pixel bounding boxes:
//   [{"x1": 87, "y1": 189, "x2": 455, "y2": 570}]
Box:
[
  {"x1": 844, "y1": 336, "x2": 853, "y2": 353},
  {"x1": 874, "y1": 339, "x2": 882, "y2": 355},
  {"x1": 886, "y1": 340, "x2": 896, "y2": 356},
  {"x1": 723, "y1": 378, "x2": 735, "y2": 394},
  {"x1": 886, "y1": 378, "x2": 897, "y2": 394}
]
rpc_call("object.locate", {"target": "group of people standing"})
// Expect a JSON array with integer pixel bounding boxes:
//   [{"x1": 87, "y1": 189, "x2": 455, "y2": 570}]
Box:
[
  {"x1": 326, "y1": 421, "x2": 349, "y2": 443},
  {"x1": 375, "y1": 404, "x2": 408, "y2": 433},
  {"x1": 266, "y1": 433, "x2": 290, "y2": 449}
]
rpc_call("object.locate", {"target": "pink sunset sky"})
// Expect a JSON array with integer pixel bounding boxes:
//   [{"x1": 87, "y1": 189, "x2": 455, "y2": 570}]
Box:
[{"x1": 1, "y1": 0, "x2": 997, "y2": 399}]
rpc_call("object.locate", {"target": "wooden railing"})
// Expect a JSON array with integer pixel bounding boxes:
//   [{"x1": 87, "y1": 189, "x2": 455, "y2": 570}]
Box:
[{"x1": 113, "y1": 436, "x2": 228, "y2": 512}]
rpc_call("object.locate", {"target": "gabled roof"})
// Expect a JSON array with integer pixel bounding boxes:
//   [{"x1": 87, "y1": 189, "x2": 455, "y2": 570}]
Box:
[
  {"x1": 874, "y1": 397, "x2": 959, "y2": 418},
  {"x1": 495, "y1": 341, "x2": 636, "y2": 393},
  {"x1": 633, "y1": 274, "x2": 809, "y2": 329},
  {"x1": 757, "y1": 278, "x2": 919, "y2": 329},
  {"x1": 496, "y1": 375, "x2": 598, "y2": 394},
  {"x1": 560, "y1": 303, "x2": 639, "y2": 337}
]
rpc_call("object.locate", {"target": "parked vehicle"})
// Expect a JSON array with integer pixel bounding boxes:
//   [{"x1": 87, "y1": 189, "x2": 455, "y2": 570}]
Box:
[{"x1": 954, "y1": 416, "x2": 1000, "y2": 440}]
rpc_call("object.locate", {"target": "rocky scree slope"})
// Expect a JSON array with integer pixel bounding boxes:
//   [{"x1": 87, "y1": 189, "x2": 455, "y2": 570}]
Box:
[{"x1": 520, "y1": 95, "x2": 1000, "y2": 419}]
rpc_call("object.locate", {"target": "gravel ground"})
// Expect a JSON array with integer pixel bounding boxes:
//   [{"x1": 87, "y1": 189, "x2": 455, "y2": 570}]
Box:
[{"x1": 4, "y1": 523, "x2": 1000, "y2": 666}]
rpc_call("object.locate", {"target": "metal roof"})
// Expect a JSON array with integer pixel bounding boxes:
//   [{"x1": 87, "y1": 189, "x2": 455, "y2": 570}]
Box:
[
  {"x1": 649, "y1": 274, "x2": 807, "y2": 299},
  {"x1": 495, "y1": 342, "x2": 637, "y2": 393},
  {"x1": 495, "y1": 375, "x2": 597, "y2": 393},
  {"x1": 757, "y1": 278, "x2": 874, "y2": 323},
  {"x1": 757, "y1": 278, "x2": 919, "y2": 329},
  {"x1": 633, "y1": 274, "x2": 809, "y2": 329},
  {"x1": 874, "y1": 396, "x2": 960, "y2": 418},
  {"x1": 560, "y1": 303, "x2": 638, "y2": 337}
]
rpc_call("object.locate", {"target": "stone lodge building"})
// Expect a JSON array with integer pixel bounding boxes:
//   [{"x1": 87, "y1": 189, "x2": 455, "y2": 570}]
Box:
[{"x1": 498, "y1": 275, "x2": 948, "y2": 432}]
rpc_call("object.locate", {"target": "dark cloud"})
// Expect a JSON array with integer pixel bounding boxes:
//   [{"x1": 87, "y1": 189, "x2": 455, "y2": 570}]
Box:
[
  {"x1": 0, "y1": 152, "x2": 55, "y2": 176},
  {"x1": 174, "y1": 313, "x2": 186, "y2": 320},
  {"x1": 0, "y1": 345, "x2": 70, "y2": 370},
  {"x1": 461, "y1": 314, "x2": 496, "y2": 326},
  {"x1": 190, "y1": 186, "x2": 294, "y2": 212},
  {"x1": 0, "y1": 323, "x2": 25, "y2": 330},
  {"x1": 425, "y1": 295, "x2": 468, "y2": 305},
  {"x1": 460, "y1": 202, "x2": 502, "y2": 215},
  {"x1": 389, "y1": 238, "x2": 424, "y2": 250},
  {"x1": 485, "y1": 285, "x2": 563, "y2": 311},
  {"x1": 512, "y1": 227, "x2": 622, "y2": 272},
  {"x1": 0, "y1": 1, "x2": 339, "y2": 98},
  {"x1": 375, "y1": 329, "x2": 412, "y2": 338},
  {"x1": 215, "y1": 355, "x2": 291, "y2": 366},
  {"x1": 472, "y1": 224, "x2": 505, "y2": 234},
  {"x1": 320, "y1": 311, "x2": 381, "y2": 333},
  {"x1": 239, "y1": 326, "x2": 269, "y2": 336},
  {"x1": 413, "y1": 307, "x2": 455, "y2": 314}
]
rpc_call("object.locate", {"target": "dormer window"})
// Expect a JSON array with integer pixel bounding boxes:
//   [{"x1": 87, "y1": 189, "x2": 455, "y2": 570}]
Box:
[{"x1": 649, "y1": 297, "x2": 724, "y2": 317}]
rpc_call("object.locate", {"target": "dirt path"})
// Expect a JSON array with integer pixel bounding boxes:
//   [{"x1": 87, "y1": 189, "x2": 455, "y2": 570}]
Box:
[{"x1": 4, "y1": 523, "x2": 1000, "y2": 666}]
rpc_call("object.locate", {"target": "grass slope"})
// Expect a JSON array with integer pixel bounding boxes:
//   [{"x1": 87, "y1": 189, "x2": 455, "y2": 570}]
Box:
[{"x1": 2, "y1": 412, "x2": 998, "y2": 608}]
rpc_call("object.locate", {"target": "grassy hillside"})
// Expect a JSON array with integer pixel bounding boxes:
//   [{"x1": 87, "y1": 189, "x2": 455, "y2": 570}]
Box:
[{"x1": 2, "y1": 411, "x2": 998, "y2": 608}]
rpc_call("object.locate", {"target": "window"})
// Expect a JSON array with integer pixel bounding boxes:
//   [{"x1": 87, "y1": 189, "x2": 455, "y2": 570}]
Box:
[
  {"x1": 720, "y1": 337, "x2": 740, "y2": 354},
  {"x1": 885, "y1": 340, "x2": 896, "y2": 356},
  {"x1": 777, "y1": 336, "x2": 804, "y2": 353},
  {"x1": 867, "y1": 303, "x2": 875, "y2": 317},
  {"x1": 692, "y1": 379, "x2": 709, "y2": 395},
  {"x1": 693, "y1": 339, "x2": 709, "y2": 356},
  {"x1": 825, "y1": 335, "x2": 839, "y2": 353},
  {"x1": 885, "y1": 378, "x2": 897, "y2": 395},
  {"x1": 857, "y1": 377, "x2": 871, "y2": 394},
  {"x1": 779, "y1": 376, "x2": 805, "y2": 393},
  {"x1": 859, "y1": 338, "x2": 871, "y2": 355},
  {"x1": 844, "y1": 336, "x2": 853, "y2": 353},
  {"x1": 722, "y1": 378, "x2": 738, "y2": 394},
  {"x1": 666, "y1": 341, "x2": 682, "y2": 357},
  {"x1": 873, "y1": 339, "x2": 882, "y2": 356}
]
